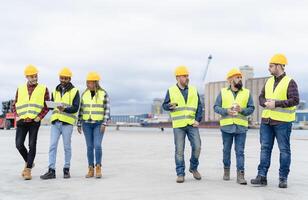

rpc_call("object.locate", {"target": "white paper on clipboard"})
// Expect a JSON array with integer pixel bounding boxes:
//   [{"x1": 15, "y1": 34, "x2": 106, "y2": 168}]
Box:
[{"x1": 46, "y1": 101, "x2": 64, "y2": 108}]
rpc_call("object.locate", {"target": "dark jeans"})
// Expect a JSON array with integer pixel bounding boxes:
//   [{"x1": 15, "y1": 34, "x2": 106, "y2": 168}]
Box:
[
  {"x1": 257, "y1": 122, "x2": 292, "y2": 179},
  {"x1": 15, "y1": 120, "x2": 41, "y2": 168}
]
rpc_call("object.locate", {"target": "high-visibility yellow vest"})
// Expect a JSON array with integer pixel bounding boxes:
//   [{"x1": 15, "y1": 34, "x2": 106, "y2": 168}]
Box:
[
  {"x1": 81, "y1": 89, "x2": 105, "y2": 121},
  {"x1": 169, "y1": 85, "x2": 198, "y2": 128},
  {"x1": 51, "y1": 88, "x2": 78, "y2": 125},
  {"x1": 262, "y1": 76, "x2": 296, "y2": 122},
  {"x1": 219, "y1": 87, "x2": 250, "y2": 127},
  {"x1": 15, "y1": 84, "x2": 46, "y2": 119}
]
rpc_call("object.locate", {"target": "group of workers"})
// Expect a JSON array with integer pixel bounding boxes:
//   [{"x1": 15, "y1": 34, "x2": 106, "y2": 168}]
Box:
[
  {"x1": 162, "y1": 53, "x2": 299, "y2": 188},
  {"x1": 13, "y1": 66, "x2": 110, "y2": 180},
  {"x1": 13, "y1": 53, "x2": 299, "y2": 189}
]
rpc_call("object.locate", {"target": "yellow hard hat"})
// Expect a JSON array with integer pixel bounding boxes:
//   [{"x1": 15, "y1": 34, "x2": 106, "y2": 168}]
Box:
[
  {"x1": 24, "y1": 64, "x2": 38, "y2": 76},
  {"x1": 226, "y1": 68, "x2": 242, "y2": 79},
  {"x1": 175, "y1": 66, "x2": 189, "y2": 76},
  {"x1": 59, "y1": 67, "x2": 72, "y2": 77},
  {"x1": 269, "y1": 54, "x2": 288, "y2": 65},
  {"x1": 87, "y1": 72, "x2": 101, "y2": 81}
]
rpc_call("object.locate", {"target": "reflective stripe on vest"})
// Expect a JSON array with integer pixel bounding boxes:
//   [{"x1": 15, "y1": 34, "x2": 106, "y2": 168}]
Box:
[
  {"x1": 15, "y1": 84, "x2": 46, "y2": 119},
  {"x1": 169, "y1": 85, "x2": 198, "y2": 128},
  {"x1": 261, "y1": 76, "x2": 296, "y2": 122},
  {"x1": 51, "y1": 88, "x2": 78, "y2": 125},
  {"x1": 219, "y1": 87, "x2": 250, "y2": 127},
  {"x1": 81, "y1": 90, "x2": 105, "y2": 121}
]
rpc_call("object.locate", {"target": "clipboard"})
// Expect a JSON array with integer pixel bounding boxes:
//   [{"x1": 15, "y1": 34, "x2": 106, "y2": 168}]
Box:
[{"x1": 46, "y1": 101, "x2": 64, "y2": 109}]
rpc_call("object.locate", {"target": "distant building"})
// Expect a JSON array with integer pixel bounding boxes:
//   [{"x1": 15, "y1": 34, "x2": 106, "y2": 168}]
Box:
[
  {"x1": 204, "y1": 65, "x2": 269, "y2": 125},
  {"x1": 297, "y1": 100, "x2": 306, "y2": 110},
  {"x1": 295, "y1": 110, "x2": 308, "y2": 123},
  {"x1": 245, "y1": 77, "x2": 269, "y2": 125},
  {"x1": 151, "y1": 98, "x2": 168, "y2": 115},
  {"x1": 110, "y1": 114, "x2": 149, "y2": 124},
  {"x1": 204, "y1": 80, "x2": 228, "y2": 122},
  {"x1": 240, "y1": 65, "x2": 254, "y2": 86},
  {"x1": 199, "y1": 94, "x2": 205, "y2": 122}
]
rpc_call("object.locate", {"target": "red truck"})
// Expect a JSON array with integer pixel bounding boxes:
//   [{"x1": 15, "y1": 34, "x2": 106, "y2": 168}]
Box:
[
  {"x1": 0, "y1": 112, "x2": 16, "y2": 129},
  {"x1": 0, "y1": 100, "x2": 17, "y2": 130}
]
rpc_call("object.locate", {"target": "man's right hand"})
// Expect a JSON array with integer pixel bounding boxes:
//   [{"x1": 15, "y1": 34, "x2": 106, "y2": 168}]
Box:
[
  {"x1": 169, "y1": 103, "x2": 177, "y2": 110},
  {"x1": 265, "y1": 99, "x2": 275, "y2": 109}
]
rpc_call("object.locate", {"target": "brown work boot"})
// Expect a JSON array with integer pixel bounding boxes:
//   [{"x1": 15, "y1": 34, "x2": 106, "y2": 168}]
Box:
[
  {"x1": 223, "y1": 168, "x2": 230, "y2": 181},
  {"x1": 21, "y1": 164, "x2": 26, "y2": 177},
  {"x1": 85, "y1": 166, "x2": 94, "y2": 178},
  {"x1": 189, "y1": 169, "x2": 202, "y2": 180},
  {"x1": 22, "y1": 162, "x2": 35, "y2": 177},
  {"x1": 95, "y1": 164, "x2": 102, "y2": 178},
  {"x1": 176, "y1": 176, "x2": 185, "y2": 183},
  {"x1": 23, "y1": 168, "x2": 32, "y2": 180},
  {"x1": 237, "y1": 170, "x2": 247, "y2": 185}
]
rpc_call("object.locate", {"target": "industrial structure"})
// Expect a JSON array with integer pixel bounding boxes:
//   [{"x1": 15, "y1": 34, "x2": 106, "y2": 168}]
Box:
[
  {"x1": 151, "y1": 98, "x2": 167, "y2": 115},
  {"x1": 110, "y1": 114, "x2": 149, "y2": 125}
]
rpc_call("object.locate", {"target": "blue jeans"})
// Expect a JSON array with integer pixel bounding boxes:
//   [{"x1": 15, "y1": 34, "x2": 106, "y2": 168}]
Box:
[
  {"x1": 173, "y1": 126, "x2": 201, "y2": 176},
  {"x1": 48, "y1": 121, "x2": 73, "y2": 169},
  {"x1": 221, "y1": 131, "x2": 246, "y2": 171},
  {"x1": 257, "y1": 122, "x2": 292, "y2": 179},
  {"x1": 82, "y1": 122, "x2": 104, "y2": 166}
]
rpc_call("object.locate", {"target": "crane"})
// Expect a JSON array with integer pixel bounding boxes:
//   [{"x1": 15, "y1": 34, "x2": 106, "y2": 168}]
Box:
[{"x1": 202, "y1": 54, "x2": 212, "y2": 83}]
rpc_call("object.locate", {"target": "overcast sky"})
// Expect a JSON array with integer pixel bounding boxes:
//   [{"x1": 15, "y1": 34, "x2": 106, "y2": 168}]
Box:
[{"x1": 0, "y1": 0, "x2": 307, "y2": 114}]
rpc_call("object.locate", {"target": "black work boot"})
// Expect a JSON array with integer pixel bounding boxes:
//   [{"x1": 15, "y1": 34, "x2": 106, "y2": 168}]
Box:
[
  {"x1": 278, "y1": 178, "x2": 288, "y2": 188},
  {"x1": 40, "y1": 168, "x2": 56, "y2": 180},
  {"x1": 250, "y1": 175, "x2": 267, "y2": 186},
  {"x1": 63, "y1": 168, "x2": 71, "y2": 179}
]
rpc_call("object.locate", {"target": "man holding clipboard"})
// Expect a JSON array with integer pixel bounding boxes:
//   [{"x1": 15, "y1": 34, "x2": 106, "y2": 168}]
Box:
[{"x1": 40, "y1": 67, "x2": 80, "y2": 180}]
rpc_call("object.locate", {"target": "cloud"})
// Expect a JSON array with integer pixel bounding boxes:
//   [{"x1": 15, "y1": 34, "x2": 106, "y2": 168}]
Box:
[{"x1": 0, "y1": 0, "x2": 307, "y2": 114}]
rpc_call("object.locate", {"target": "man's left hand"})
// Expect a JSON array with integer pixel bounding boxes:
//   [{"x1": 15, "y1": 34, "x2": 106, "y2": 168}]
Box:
[
  {"x1": 57, "y1": 106, "x2": 65, "y2": 112},
  {"x1": 34, "y1": 116, "x2": 41, "y2": 122},
  {"x1": 192, "y1": 121, "x2": 199, "y2": 127},
  {"x1": 233, "y1": 104, "x2": 242, "y2": 112}
]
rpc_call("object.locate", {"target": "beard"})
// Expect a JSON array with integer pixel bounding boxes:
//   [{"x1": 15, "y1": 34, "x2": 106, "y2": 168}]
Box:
[
  {"x1": 29, "y1": 79, "x2": 37, "y2": 85},
  {"x1": 234, "y1": 80, "x2": 243, "y2": 90}
]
